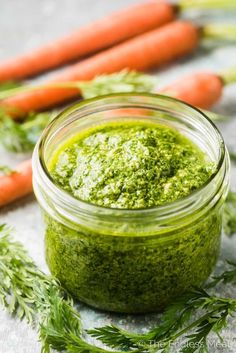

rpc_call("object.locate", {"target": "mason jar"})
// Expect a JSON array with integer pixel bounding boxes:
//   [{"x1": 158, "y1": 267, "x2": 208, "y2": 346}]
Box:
[{"x1": 32, "y1": 93, "x2": 230, "y2": 313}]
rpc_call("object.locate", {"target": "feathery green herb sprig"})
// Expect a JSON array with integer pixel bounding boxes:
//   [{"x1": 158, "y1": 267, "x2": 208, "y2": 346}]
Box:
[
  {"x1": 0, "y1": 110, "x2": 55, "y2": 153},
  {"x1": 89, "y1": 288, "x2": 236, "y2": 353},
  {"x1": 78, "y1": 70, "x2": 157, "y2": 99},
  {"x1": 229, "y1": 151, "x2": 236, "y2": 162},
  {"x1": 0, "y1": 224, "x2": 53, "y2": 323},
  {"x1": 208, "y1": 261, "x2": 236, "y2": 288},
  {"x1": 223, "y1": 190, "x2": 236, "y2": 236}
]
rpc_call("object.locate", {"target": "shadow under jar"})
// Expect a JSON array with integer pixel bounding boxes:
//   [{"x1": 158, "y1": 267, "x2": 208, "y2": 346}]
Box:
[{"x1": 33, "y1": 93, "x2": 230, "y2": 314}]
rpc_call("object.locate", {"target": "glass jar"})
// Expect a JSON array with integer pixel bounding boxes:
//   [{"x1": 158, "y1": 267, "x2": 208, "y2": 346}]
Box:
[{"x1": 32, "y1": 93, "x2": 230, "y2": 313}]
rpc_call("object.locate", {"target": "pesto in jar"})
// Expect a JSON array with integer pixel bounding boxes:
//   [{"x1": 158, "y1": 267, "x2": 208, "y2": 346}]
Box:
[
  {"x1": 50, "y1": 122, "x2": 214, "y2": 208},
  {"x1": 44, "y1": 120, "x2": 222, "y2": 313}
]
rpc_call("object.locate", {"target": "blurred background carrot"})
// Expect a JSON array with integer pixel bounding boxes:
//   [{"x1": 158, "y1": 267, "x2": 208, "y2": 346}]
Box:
[
  {"x1": 0, "y1": 0, "x2": 235, "y2": 82},
  {"x1": 1, "y1": 21, "x2": 236, "y2": 115}
]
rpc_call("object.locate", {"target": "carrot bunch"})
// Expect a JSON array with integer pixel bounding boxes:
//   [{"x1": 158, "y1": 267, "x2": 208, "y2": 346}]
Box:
[
  {"x1": 0, "y1": 0, "x2": 236, "y2": 208},
  {"x1": 1, "y1": 0, "x2": 235, "y2": 82},
  {"x1": 1, "y1": 20, "x2": 236, "y2": 116}
]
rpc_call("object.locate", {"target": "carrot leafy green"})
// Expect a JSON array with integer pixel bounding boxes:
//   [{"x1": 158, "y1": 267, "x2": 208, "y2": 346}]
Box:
[
  {"x1": 180, "y1": 0, "x2": 236, "y2": 10},
  {"x1": 0, "y1": 110, "x2": 54, "y2": 153},
  {"x1": 223, "y1": 190, "x2": 236, "y2": 236}
]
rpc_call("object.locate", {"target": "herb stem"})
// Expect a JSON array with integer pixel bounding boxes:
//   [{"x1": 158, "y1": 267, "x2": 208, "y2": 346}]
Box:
[
  {"x1": 229, "y1": 151, "x2": 236, "y2": 162},
  {"x1": 202, "y1": 24, "x2": 236, "y2": 41},
  {"x1": 221, "y1": 68, "x2": 236, "y2": 85},
  {"x1": 179, "y1": 0, "x2": 236, "y2": 10},
  {"x1": 223, "y1": 190, "x2": 236, "y2": 236},
  {"x1": 170, "y1": 303, "x2": 234, "y2": 342},
  {"x1": 143, "y1": 310, "x2": 216, "y2": 351}
]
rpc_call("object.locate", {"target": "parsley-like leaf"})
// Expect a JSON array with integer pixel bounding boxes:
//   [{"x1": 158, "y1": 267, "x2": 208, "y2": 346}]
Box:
[
  {"x1": 78, "y1": 70, "x2": 157, "y2": 98},
  {"x1": 0, "y1": 110, "x2": 55, "y2": 153},
  {"x1": 0, "y1": 71, "x2": 157, "y2": 100},
  {"x1": 229, "y1": 151, "x2": 236, "y2": 162},
  {"x1": 89, "y1": 289, "x2": 236, "y2": 353},
  {"x1": 223, "y1": 190, "x2": 236, "y2": 236},
  {"x1": 207, "y1": 261, "x2": 236, "y2": 288}
]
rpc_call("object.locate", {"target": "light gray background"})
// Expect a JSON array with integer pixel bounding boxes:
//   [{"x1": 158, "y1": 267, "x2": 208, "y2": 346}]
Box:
[{"x1": 0, "y1": 1, "x2": 236, "y2": 352}]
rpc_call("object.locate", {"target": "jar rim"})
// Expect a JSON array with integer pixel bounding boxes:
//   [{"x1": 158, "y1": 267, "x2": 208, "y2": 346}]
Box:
[{"x1": 33, "y1": 93, "x2": 227, "y2": 221}]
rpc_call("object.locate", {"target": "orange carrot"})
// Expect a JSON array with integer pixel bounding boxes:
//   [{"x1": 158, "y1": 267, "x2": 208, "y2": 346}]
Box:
[
  {"x1": 2, "y1": 21, "x2": 199, "y2": 114},
  {"x1": 160, "y1": 72, "x2": 223, "y2": 109},
  {"x1": 0, "y1": 159, "x2": 32, "y2": 207},
  {"x1": 0, "y1": 1, "x2": 176, "y2": 82}
]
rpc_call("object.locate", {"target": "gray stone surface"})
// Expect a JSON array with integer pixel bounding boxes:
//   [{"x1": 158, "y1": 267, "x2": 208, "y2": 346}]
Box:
[{"x1": 0, "y1": 1, "x2": 236, "y2": 352}]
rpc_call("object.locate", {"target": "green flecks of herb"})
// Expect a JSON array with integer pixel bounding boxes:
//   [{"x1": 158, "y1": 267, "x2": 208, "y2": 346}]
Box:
[{"x1": 223, "y1": 190, "x2": 236, "y2": 236}]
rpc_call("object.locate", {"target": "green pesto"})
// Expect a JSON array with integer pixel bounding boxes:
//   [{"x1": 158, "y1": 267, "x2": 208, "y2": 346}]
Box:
[
  {"x1": 50, "y1": 122, "x2": 214, "y2": 209},
  {"x1": 45, "y1": 210, "x2": 222, "y2": 313},
  {"x1": 44, "y1": 121, "x2": 222, "y2": 313}
]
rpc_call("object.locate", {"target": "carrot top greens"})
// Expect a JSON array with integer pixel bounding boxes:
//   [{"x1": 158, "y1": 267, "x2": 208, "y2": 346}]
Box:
[
  {"x1": 0, "y1": 70, "x2": 157, "y2": 100},
  {"x1": 179, "y1": 0, "x2": 236, "y2": 10}
]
